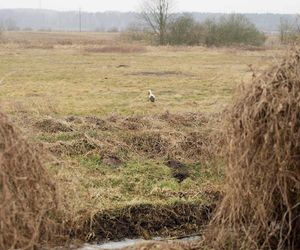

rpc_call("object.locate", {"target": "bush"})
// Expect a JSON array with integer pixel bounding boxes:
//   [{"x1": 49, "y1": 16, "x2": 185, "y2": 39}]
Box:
[
  {"x1": 167, "y1": 14, "x2": 266, "y2": 47},
  {"x1": 205, "y1": 14, "x2": 266, "y2": 46},
  {"x1": 167, "y1": 14, "x2": 204, "y2": 45},
  {"x1": 128, "y1": 14, "x2": 266, "y2": 47}
]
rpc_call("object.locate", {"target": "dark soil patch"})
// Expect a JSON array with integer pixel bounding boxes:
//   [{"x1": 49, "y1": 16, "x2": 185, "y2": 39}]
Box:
[
  {"x1": 76, "y1": 203, "x2": 215, "y2": 242},
  {"x1": 117, "y1": 64, "x2": 130, "y2": 68},
  {"x1": 165, "y1": 160, "x2": 190, "y2": 183},
  {"x1": 102, "y1": 155, "x2": 123, "y2": 168}
]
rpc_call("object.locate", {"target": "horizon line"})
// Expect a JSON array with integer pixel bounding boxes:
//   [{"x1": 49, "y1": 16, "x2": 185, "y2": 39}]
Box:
[{"x1": 0, "y1": 7, "x2": 298, "y2": 15}]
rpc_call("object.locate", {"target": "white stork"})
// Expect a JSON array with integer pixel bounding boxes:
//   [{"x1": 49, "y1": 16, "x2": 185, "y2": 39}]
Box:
[{"x1": 148, "y1": 90, "x2": 156, "y2": 102}]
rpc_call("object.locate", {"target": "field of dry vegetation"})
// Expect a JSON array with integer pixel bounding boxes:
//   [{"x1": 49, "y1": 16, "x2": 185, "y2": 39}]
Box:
[{"x1": 0, "y1": 31, "x2": 291, "y2": 249}]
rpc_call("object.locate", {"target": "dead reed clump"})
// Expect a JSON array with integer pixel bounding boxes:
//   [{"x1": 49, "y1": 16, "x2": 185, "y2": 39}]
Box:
[
  {"x1": 204, "y1": 49, "x2": 300, "y2": 249},
  {"x1": 0, "y1": 111, "x2": 58, "y2": 249}
]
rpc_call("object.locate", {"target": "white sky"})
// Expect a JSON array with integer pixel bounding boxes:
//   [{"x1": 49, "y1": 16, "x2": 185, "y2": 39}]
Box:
[{"x1": 0, "y1": 0, "x2": 299, "y2": 14}]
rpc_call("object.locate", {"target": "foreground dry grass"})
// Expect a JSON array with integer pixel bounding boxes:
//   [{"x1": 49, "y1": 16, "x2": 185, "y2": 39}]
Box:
[{"x1": 0, "y1": 31, "x2": 285, "y2": 246}]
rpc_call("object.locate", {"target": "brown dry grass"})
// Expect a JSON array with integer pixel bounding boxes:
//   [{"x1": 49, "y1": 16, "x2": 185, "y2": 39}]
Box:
[
  {"x1": 0, "y1": 110, "x2": 59, "y2": 249},
  {"x1": 34, "y1": 111, "x2": 221, "y2": 163},
  {"x1": 202, "y1": 49, "x2": 300, "y2": 249},
  {"x1": 17, "y1": 111, "x2": 223, "y2": 244},
  {"x1": 84, "y1": 45, "x2": 147, "y2": 54}
]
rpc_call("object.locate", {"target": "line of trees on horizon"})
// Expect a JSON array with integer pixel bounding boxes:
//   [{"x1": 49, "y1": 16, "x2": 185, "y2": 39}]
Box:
[
  {"x1": 134, "y1": 0, "x2": 300, "y2": 46},
  {"x1": 0, "y1": 1, "x2": 299, "y2": 47},
  {"x1": 132, "y1": 0, "x2": 266, "y2": 46}
]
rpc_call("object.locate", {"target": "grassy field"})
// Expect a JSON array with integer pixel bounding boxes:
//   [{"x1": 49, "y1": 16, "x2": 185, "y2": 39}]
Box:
[{"x1": 0, "y1": 31, "x2": 283, "y2": 242}]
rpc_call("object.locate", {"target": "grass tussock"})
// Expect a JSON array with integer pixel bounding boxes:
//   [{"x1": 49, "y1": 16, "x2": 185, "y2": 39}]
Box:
[
  {"x1": 35, "y1": 117, "x2": 73, "y2": 133},
  {"x1": 203, "y1": 49, "x2": 300, "y2": 249},
  {"x1": 0, "y1": 111, "x2": 59, "y2": 249}
]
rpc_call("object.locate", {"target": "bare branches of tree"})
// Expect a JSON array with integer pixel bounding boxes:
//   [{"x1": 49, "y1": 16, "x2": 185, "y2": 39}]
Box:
[{"x1": 139, "y1": 0, "x2": 174, "y2": 45}]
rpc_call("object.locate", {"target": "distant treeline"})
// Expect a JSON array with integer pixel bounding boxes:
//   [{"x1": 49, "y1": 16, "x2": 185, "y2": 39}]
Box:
[{"x1": 0, "y1": 9, "x2": 298, "y2": 33}]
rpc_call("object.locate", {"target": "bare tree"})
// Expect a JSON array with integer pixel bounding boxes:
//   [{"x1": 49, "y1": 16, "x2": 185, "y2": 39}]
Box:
[
  {"x1": 139, "y1": 0, "x2": 174, "y2": 45},
  {"x1": 279, "y1": 17, "x2": 300, "y2": 44}
]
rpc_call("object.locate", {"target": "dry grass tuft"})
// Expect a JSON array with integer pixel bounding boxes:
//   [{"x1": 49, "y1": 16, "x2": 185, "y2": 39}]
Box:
[
  {"x1": 203, "y1": 49, "x2": 300, "y2": 249},
  {"x1": 35, "y1": 118, "x2": 73, "y2": 133},
  {"x1": 0, "y1": 111, "x2": 59, "y2": 249},
  {"x1": 124, "y1": 131, "x2": 170, "y2": 157},
  {"x1": 46, "y1": 138, "x2": 97, "y2": 156},
  {"x1": 159, "y1": 111, "x2": 209, "y2": 128}
]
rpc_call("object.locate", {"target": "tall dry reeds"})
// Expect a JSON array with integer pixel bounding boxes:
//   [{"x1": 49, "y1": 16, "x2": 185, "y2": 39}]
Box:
[
  {"x1": 0, "y1": 111, "x2": 58, "y2": 249},
  {"x1": 203, "y1": 49, "x2": 300, "y2": 249}
]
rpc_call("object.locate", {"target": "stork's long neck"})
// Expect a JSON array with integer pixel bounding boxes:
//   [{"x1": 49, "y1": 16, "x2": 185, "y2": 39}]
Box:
[{"x1": 149, "y1": 90, "x2": 153, "y2": 95}]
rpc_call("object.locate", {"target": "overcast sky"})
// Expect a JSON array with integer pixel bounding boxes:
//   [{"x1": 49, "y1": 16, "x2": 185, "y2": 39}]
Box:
[{"x1": 0, "y1": 0, "x2": 299, "y2": 14}]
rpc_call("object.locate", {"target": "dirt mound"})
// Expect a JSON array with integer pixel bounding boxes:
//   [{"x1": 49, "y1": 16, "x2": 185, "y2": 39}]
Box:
[
  {"x1": 35, "y1": 118, "x2": 73, "y2": 133},
  {"x1": 75, "y1": 203, "x2": 214, "y2": 242},
  {"x1": 102, "y1": 154, "x2": 123, "y2": 168},
  {"x1": 204, "y1": 50, "x2": 300, "y2": 249},
  {"x1": 0, "y1": 111, "x2": 58, "y2": 249}
]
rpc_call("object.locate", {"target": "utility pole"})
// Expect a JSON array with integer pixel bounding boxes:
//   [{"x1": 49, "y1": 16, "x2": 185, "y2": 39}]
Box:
[{"x1": 79, "y1": 8, "x2": 82, "y2": 32}]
